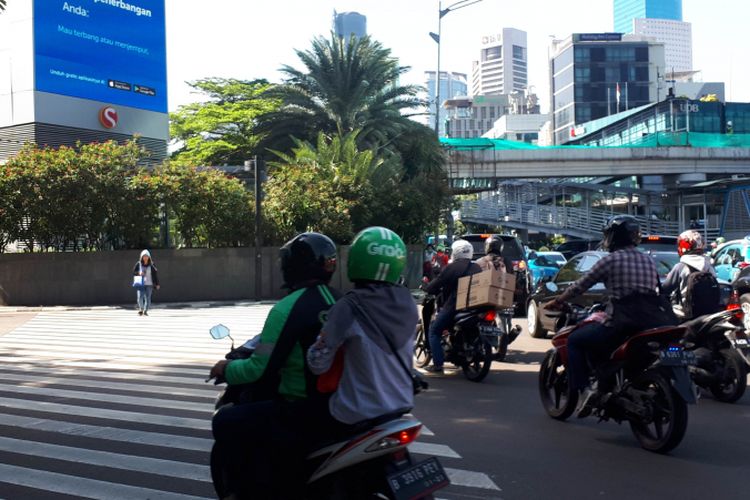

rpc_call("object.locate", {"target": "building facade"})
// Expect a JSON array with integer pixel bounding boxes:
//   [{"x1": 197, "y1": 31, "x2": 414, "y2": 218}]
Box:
[
  {"x1": 550, "y1": 33, "x2": 665, "y2": 145},
  {"x1": 425, "y1": 71, "x2": 468, "y2": 136},
  {"x1": 471, "y1": 28, "x2": 528, "y2": 97},
  {"x1": 482, "y1": 113, "x2": 549, "y2": 144},
  {"x1": 444, "y1": 95, "x2": 511, "y2": 139},
  {"x1": 613, "y1": 0, "x2": 683, "y2": 33},
  {"x1": 333, "y1": 11, "x2": 367, "y2": 39}
]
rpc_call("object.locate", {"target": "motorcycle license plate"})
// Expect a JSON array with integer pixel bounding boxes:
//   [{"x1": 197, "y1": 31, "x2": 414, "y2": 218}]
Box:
[
  {"x1": 659, "y1": 349, "x2": 696, "y2": 366},
  {"x1": 387, "y1": 457, "x2": 450, "y2": 500},
  {"x1": 731, "y1": 338, "x2": 749, "y2": 347},
  {"x1": 478, "y1": 325, "x2": 501, "y2": 337}
]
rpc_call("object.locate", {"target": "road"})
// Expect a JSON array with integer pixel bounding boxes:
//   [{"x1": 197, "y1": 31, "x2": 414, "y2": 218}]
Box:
[{"x1": 0, "y1": 305, "x2": 747, "y2": 499}]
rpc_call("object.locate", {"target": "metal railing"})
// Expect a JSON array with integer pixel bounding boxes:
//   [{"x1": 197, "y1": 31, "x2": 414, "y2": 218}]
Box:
[{"x1": 460, "y1": 200, "x2": 682, "y2": 237}]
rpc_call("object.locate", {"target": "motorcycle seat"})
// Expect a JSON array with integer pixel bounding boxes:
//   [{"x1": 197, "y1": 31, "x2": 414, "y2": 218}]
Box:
[{"x1": 610, "y1": 326, "x2": 687, "y2": 361}]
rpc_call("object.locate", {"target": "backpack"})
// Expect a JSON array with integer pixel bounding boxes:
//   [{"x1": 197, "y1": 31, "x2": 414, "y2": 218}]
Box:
[{"x1": 683, "y1": 270, "x2": 721, "y2": 318}]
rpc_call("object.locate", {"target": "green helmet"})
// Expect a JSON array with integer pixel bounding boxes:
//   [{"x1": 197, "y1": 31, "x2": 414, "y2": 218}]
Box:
[{"x1": 348, "y1": 227, "x2": 407, "y2": 284}]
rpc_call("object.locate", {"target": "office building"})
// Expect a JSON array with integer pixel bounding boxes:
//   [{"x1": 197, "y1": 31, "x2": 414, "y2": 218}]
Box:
[
  {"x1": 613, "y1": 0, "x2": 683, "y2": 33},
  {"x1": 482, "y1": 113, "x2": 548, "y2": 144},
  {"x1": 615, "y1": 0, "x2": 692, "y2": 72},
  {"x1": 444, "y1": 95, "x2": 511, "y2": 139},
  {"x1": 333, "y1": 11, "x2": 367, "y2": 39},
  {"x1": 471, "y1": 28, "x2": 528, "y2": 96},
  {"x1": 425, "y1": 71, "x2": 468, "y2": 135},
  {"x1": 550, "y1": 33, "x2": 665, "y2": 145}
]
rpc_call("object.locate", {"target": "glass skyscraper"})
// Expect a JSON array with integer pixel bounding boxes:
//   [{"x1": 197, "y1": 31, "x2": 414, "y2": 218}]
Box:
[{"x1": 614, "y1": 0, "x2": 683, "y2": 33}]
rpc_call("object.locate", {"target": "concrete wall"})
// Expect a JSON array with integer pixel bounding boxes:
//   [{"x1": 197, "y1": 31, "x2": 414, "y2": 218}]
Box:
[{"x1": 0, "y1": 246, "x2": 425, "y2": 307}]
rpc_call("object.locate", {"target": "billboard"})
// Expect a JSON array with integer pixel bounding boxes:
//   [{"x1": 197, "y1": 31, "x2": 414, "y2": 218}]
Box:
[{"x1": 33, "y1": 0, "x2": 167, "y2": 113}]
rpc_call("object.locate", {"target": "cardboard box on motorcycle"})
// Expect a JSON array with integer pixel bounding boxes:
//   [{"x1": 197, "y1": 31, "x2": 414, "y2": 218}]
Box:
[{"x1": 456, "y1": 268, "x2": 515, "y2": 310}]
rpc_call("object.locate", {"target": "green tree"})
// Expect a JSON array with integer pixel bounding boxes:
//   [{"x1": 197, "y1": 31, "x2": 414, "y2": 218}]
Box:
[
  {"x1": 256, "y1": 34, "x2": 424, "y2": 154},
  {"x1": 170, "y1": 78, "x2": 279, "y2": 166}
]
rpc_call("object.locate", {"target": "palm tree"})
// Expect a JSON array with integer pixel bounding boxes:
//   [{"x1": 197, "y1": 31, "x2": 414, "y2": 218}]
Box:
[{"x1": 257, "y1": 34, "x2": 426, "y2": 155}]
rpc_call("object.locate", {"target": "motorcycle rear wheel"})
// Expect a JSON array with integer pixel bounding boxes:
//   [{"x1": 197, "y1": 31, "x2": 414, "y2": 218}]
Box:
[
  {"x1": 628, "y1": 370, "x2": 688, "y2": 454},
  {"x1": 538, "y1": 349, "x2": 578, "y2": 420},
  {"x1": 709, "y1": 349, "x2": 748, "y2": 403},
  {"x1": 210, "y1": 442, "x2": 234, "y2": 499},
  {"x1": 414, "y1": 321, "x2": 432, "y2": 369},
  {"x1": 461, "y1": 336, "x2": 493, "y2": 382}
]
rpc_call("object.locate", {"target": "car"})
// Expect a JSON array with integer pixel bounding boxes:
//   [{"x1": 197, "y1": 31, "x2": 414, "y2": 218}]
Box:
[
  {"x1": 639, "y1": 235, "x2": 679, "y2": 253},
  {"x1": 527, "y1": 251, "x2": 567, "y2": 287},
  {"x1": 554, "y1": 239, "x2": 600, "y2": 260},
  {"x1": 460, "y1": 233, "x2": 531, "y2": 314},
  {"x1": 526, "y1": 251, "x2": 608, "y2": 338},
  {"x1": 711, "y1": 238, "x2": 750, "y2": 282},
  {"x1": 649, "y1": 251, "x2": 680, "y2": 281}
]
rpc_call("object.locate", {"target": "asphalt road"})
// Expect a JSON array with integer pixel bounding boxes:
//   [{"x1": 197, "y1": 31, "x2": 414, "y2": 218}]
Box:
[{"x1": 416, "y1": 319, "x2": 750, "y2": 500}]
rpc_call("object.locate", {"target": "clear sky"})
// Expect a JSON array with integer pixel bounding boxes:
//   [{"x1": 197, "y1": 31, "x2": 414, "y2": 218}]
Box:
[{"x1": 165, "y1": 0, "x2": 749, "y2": 113}]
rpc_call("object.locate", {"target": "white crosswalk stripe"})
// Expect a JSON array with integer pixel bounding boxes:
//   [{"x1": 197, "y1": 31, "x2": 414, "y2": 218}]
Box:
[{"x1": 0, "y1": 306, "x2": 499, "y2": 498}]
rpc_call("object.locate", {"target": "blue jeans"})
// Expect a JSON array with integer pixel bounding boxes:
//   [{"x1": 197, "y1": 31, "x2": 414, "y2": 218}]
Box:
[
  {"x1": 428, "y1": 306, "x2": 455, "y2": 367},
  {"x1": 567, "y1": 322, "x2": 620, "y2": 391},
  {"x1": 137, "y1": 286, "x2": 153, "y2": 312}
]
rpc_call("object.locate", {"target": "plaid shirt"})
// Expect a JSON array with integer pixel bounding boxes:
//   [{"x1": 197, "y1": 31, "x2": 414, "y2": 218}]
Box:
[{"x1": 559, "y1": 248, "x2": 658, "y2": 302}]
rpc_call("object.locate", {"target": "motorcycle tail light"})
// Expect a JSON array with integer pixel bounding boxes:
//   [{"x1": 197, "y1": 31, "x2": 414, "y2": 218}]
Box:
[
  {"x1": 483, "y1": 310, "x2": 497, "y2": 322},
  {"x1": 365, "y1": 425, "x2": 422, "y2": 453},
  {"x1": 513, "y1": 260, "x2": 527, "y2": 271},
  {"x1": 738, "y1": 262, "x2": 750, "y2": 269},
  {"x1": 726, "y1": 290, "x2": 743, "y2": 320}
]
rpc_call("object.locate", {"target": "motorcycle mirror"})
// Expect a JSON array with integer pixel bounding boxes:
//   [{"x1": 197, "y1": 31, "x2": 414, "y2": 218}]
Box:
[
  {"x1": 209, "y1": 324, "x2": 231, "y2": 340},
  {"x1": 545, "y1": 282, "x2": 559, "y2": 293}
]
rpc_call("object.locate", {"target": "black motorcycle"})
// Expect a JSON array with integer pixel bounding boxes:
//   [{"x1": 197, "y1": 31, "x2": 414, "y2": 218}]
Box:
[
  {"x1": 414, "y1": 294, "x2": 498, "y2": 382},
  {"x1": 683, "y1": 309, "x2": 750, "y2": 403}
]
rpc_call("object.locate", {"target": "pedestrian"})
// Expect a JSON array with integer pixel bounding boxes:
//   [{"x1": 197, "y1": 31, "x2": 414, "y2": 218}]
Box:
[{"x1": 133, "y1": 250, "x2": 160, "y2": 316}]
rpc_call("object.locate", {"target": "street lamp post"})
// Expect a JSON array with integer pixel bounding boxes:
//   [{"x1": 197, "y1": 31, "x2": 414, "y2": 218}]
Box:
[{"x1": 430, "y1": 0, "x2": 484, "y2": 137}]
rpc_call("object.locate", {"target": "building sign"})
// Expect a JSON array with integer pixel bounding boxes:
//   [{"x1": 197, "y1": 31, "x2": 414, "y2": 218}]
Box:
[
  {"x1": 33, "y1": 0, "x2": 167, "y2": 113},
  {"x1": 575, "y1": 33, "x2": 623, "y2": 42},
  {"x1": 98, "y1": 106, "x2": 118, "y2": 129},
  {"x1": 481, "y1": 34, "x2": 502, "y2": 45},
  {"x1": 569, "y1": 125, "x2": 586, "y2": 138}
]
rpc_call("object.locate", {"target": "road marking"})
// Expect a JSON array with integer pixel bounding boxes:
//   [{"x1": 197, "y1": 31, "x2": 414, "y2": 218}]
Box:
[
  {"x1": 0, "y1": 436, "x2": 210, "y2": 482},
  {"x1": 444, "y1": 467, "x2": 501, "y2": 491},
  {"x1": 0, "y1": 355, "x2": 208, "y2": 376},
  {"x1": 0, "y1": 397, "x2": 209, "y2": 430},
  {"x1": 0, "y1": 413, "x2": 211, "y2": 451},
  {"x1": 0, "y1": 463, "x2": 211, "y2": 500},
  {"x1": 409, "y1": 441, "x2": 461, "y2": 459}
]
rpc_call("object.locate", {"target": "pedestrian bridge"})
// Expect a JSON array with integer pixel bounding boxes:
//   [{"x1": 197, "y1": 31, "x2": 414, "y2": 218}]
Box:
[{"x1": 445, "y1": 145, "x2": 750, "y2": 190}]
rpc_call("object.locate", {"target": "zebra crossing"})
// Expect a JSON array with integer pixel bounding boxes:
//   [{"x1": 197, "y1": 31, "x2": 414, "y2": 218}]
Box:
[{"x1": 0, "y1": 305, "x2": 500, "y2": 499}]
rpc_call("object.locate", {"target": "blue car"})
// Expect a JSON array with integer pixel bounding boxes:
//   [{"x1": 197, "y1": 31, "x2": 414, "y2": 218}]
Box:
[
  {"x1": 528, "y1": 251, "x2": 567, "y2": 287},
  {"x1": 712, "y1": 238, "x2": 750, "y2": 282}
]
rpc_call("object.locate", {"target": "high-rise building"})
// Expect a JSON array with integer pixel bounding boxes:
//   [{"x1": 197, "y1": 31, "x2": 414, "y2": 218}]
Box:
[
  {"x1": 614, "y1": 0, "x2": 691, "y2": 72},
  {"x1": 425, "y1": 71, "x2": 468, "y2": 136},
  {"x1": 549, "y1": 33, "x2": 665, "y2": 145},
  {"x1": 333, "y1": 11, "x2": 367, "y2": 39},
  {"x1": 471, "y1": 28, "x2": 528, "y2": 96},
  {"x1": 613, "y1": 0, "x2": 683, "y2": 33}
]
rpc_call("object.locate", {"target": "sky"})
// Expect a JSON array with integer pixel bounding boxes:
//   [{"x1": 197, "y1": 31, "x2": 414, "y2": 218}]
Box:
[{"x1": 165, "y1": 0, "x2": 750, "y2": 113}]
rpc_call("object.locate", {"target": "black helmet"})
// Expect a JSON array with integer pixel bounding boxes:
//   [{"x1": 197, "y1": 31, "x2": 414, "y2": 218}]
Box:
[
  {"x1": 280, "y1": 232, "x2": 337, "y2": 289},
  {"x1": 484, "y1": 235, "x2": 504, "y2": 256},
  {"x1": 602, "y1": 215, "x2": 641, "y2": 252}
]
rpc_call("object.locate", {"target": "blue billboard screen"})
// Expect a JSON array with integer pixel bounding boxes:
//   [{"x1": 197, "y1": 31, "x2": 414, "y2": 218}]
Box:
[{"x1": 34, "y1": 0, "x2": 167, "y2": 113}]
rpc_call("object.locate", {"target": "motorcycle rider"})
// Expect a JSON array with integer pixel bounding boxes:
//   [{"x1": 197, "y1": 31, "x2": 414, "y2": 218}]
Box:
[
  {"x1": 476, "y1": 234, "x2": 509, "y2": 272},
  {"x1": 209, "y1": 232, "x2": 340, "y2": 498},
  {"x1": 305, "y1": 226, "x2": 418, "y2": 441},
  {"x1": 662, "y1": 229, "x2": 717, "y2": 320},
  {"x1": 423, "y1": 239, "x2": 482, "y2": 373},
  {"x1": 547, "y1": 215, "x2": 671, "y2": 417}
]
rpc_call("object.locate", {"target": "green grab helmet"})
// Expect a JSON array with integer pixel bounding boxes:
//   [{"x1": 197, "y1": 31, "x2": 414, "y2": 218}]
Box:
[{"x1": 348, "y1": 227, "x2": 407, "y2": 284}]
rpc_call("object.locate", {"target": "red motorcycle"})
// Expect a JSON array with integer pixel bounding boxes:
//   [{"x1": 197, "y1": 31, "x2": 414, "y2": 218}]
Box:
[{"x1": 538, "y1": 301, "x2": 698, "y2": 454}]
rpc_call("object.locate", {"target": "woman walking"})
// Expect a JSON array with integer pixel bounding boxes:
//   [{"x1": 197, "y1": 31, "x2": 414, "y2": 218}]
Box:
[{"x1": 133, "y1": 250, "x2": 160, "y2": 316}]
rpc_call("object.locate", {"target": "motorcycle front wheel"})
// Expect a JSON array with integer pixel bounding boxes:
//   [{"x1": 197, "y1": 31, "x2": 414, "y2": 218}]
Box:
[
  {"x1": 628, "y1": 369, "x2": 688, "y2": 454},
  {"x1": 461, "y1": 335, "x2": 493, "y2": 382},
  {"x1": 210, "y1": 442, "x2": 234, "y2": 499},
  {"x1": 414, "y1": 321, "x2": 432, "y2": 369},
  {"x1": 538, "y1": 349, "x2": 578, "y2": 420},
  {"x1": 710, "y1": 349, "x2": 748, "y2": 403}
]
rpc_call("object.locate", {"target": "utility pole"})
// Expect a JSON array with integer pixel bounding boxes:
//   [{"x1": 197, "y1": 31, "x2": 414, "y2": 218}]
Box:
[{"x1": 246, "y1": 157, "x2": 264, "y2": 300}]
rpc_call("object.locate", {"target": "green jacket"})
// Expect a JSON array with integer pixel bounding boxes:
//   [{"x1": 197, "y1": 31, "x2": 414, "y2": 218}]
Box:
[{"x1": 224, "y1": 284, "x2": 338, "y2": 400}]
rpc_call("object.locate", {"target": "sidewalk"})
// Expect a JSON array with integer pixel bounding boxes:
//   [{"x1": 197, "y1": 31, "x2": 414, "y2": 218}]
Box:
[{"x1": 0, "y1": 299, "x2": 279, "y2": 313}]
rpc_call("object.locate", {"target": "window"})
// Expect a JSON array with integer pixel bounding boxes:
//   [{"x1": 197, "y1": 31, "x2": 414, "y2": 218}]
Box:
[
  {"x1": 484, "y1": 46, "x2": 502, "y2": 61},
  {"x1": 556, "y1": 256, "x2": 584, "y2": 283},
  {"x1": 512, "y1": 45, "x2": 526, "y2": 61}
]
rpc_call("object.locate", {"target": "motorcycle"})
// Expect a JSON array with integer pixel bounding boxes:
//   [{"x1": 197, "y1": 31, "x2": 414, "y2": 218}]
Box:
[
  {"x1": 414, "y1": 294, "x2": 498, "y2": 382},
  {"x1": 682, "y1": 309, "x2": 750, "y2": 403},
  {"x1": 538, "y1": 297, "x2": 698, "y2": 454},
  {"x1": 206, "y1": 324, "x2": 449, "y2": 500}
]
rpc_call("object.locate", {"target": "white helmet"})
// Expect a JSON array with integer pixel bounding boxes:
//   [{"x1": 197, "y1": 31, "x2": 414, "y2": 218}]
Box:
[{"x1": 451, "y1": 240, "x2": 473, "y2": 261}]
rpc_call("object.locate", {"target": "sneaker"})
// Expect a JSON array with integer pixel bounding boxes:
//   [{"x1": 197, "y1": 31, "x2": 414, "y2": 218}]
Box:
[
  {"x1": 138, "y1": 310, "x2": 143, "y2": 316},
  {"x1": 575, "y1": 386, "x2": 600, "y2": 419},
  {"x1": 143, "y1": 311, "x2": 149, "y2": 316},
  {"x1": 424, "y1": 365, "x2": 444, "y2": 374}
]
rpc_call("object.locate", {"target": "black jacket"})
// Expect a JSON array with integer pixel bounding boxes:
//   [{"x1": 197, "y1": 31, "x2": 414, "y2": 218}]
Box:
[
  {"x1": 133, "y1": 262, "x2": 160, "y2": 287},
  {"x1": 424, "y1": 258, "x2": 481, "y2": 310}
]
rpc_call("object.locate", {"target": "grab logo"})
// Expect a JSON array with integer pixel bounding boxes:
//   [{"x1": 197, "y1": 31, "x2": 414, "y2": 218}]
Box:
[{"x1": 98, "y1": 106, "x2": 118, "y2": 129}]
